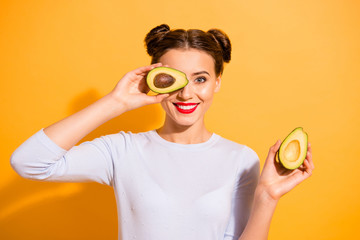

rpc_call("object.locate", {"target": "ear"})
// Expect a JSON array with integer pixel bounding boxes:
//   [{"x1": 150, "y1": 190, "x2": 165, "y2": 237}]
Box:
[{"x1": 214, "y1": 75, "x2": 221, "y2": 93}]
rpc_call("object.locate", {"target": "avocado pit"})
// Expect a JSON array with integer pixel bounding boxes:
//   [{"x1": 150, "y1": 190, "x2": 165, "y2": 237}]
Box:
[{"x1": 154, "y1": 73, "x2": 176, "y2": 88}]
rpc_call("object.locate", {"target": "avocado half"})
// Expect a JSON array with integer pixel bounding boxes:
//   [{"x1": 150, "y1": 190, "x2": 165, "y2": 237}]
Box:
[
  {"x1": 278, "y1": 127, "x2": 308, "y2": 170},
  {"x1": 146, "y1": 67, "x2": 188, "y2": 94}
]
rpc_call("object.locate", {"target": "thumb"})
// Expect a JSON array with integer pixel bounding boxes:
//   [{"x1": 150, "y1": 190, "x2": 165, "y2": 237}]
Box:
[
  {"x1": 146, "y1": 93, "x2": 169, "y2": 104},
  {"x1": 265, "y1": 140, "x2": 281, "y2": 165}
]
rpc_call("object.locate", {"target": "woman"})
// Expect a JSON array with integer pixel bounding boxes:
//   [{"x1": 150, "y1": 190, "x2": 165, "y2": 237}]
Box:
[{"x1": 11, "y1": 24, "x2": 314, "y2": 240}]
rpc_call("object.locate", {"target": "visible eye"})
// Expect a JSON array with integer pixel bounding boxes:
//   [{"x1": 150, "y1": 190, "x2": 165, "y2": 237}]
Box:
[{"x1": 194, "y1": 77, "x2": 207, "y2": 83}]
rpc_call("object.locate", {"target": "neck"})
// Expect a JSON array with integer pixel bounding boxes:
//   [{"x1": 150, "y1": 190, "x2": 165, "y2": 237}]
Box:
[{"x1": 156, "y1": 116, "x2": 212, "y2": 144}]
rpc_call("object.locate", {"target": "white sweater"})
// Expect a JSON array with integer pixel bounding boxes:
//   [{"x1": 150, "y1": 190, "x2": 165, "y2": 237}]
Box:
[{"x1": 11, "y1": 129, "x2": 260, "y2": 240}]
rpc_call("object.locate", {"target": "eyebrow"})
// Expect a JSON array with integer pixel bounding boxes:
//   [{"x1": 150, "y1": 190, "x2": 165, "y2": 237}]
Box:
[{"x1": 191, "y1": 71, "x2": 210, "y2": 76}]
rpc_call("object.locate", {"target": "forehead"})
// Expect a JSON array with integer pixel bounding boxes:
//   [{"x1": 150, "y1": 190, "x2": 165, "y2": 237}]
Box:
[{"x1": 158, "y1": 48, "x2": 216, "y2": 77}]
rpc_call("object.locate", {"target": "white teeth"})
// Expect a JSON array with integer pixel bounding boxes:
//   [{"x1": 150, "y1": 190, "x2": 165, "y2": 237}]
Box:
[{"x1": 176, "y1": 104, "x2": 197, "y2": 110}]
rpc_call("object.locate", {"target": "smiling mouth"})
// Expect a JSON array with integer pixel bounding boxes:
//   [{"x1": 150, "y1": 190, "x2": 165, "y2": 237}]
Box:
[{"x1": 173, "y1": 103, "x2": 200, "y2": 114}]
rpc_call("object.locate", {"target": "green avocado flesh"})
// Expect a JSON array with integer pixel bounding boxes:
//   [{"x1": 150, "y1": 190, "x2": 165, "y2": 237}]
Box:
[
  {"x1": 278, "y1": 127, "x2": 308, "y2": 170},
  {"x1": 146, "y1": 67, "x2": 188, "y2": 94}
]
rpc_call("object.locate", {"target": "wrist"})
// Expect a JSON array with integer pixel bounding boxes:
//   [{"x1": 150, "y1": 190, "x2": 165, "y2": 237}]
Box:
[
  {"x1": 254, "y1": 184, "x2": 280, "y2": 207},
  {"x1": 238, "y1": 184, "x2": 279, "y2": 240},
  {"x1": 101, "y1": 92, "x2": 128, "y2": 118}
]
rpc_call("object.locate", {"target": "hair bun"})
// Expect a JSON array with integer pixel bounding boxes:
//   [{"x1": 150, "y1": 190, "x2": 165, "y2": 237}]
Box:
[
  {"x1": 207, "y1": 29, "x2": 231, "y2": 63},
  {"x1": 144, "y1": 24, "x2": 171, "y2": 57}
]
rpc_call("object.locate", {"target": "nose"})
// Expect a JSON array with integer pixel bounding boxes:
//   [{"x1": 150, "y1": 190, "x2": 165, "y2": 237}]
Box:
[{"x1": 177, "y1": 82, "x2": 193, "y2": 100}]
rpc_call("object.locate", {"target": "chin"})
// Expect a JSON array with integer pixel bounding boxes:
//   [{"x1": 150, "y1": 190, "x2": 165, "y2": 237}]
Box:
[
  {"x1": 168, "y1": 114, "x2": 202, "y2": 128},
  {"x1": 175, "y1": 120, "x2": 197, "y2": 127}
]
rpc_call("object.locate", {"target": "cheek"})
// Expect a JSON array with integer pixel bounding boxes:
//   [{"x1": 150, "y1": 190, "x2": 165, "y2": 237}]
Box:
[
  {"x1": 197, "y1": 84, "x2": 216, "y2": 101},
  {"x1": 160, "y1": 96, "x2": 176, "y2": 112},
  {"x1": 160, "y1": 100, "x2": 171, "y2": 111}
]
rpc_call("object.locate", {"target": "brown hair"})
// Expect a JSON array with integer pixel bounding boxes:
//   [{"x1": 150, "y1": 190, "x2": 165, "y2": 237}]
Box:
[{"x1": 144, "y1": 24, "x2": 231, "y2": 77}]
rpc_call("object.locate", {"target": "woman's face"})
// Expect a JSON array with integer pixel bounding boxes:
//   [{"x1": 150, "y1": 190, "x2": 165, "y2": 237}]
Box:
[{"x1": 158, "y1": 48, "x2": 221, "y2": 127}]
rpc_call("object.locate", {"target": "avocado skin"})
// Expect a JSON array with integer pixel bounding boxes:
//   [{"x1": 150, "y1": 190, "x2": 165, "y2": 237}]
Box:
[
  {"x1": 277, "y1": 127, "x2": 308, "y2": 170},
  {"x1": 146, "y1": 67, "x2": 189, "y2": 94}
]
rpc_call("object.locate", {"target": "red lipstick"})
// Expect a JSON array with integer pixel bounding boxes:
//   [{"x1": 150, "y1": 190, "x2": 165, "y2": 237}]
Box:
[{"x1": 173, "y1": 102, "x2": 199, "y2": 114}]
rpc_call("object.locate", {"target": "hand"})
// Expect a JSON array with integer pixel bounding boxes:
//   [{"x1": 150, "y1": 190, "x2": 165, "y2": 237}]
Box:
[
  {"x1": 109, "y1": 63, "x2": 169, "y2": 113},
  {"x1": 257, "y1": 140, "x2": 314, "y2": 201}
]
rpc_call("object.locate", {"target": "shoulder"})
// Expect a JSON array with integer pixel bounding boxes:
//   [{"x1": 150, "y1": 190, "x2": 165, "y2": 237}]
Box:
[
  {"x1": 98, "y1": 130, "x2": 154, "y2": 147},
  {"x1": 215, "y1": 135, "x2": 260, "y2": 167},
  {"x1": 215, "y1": 136, "x2": 261, "y2": 184},
  {"x1": 216, "y1": 136, "x2": 258, "y2": 158},
  {"x1": 82, "y1": 130, "x2": 154, "y2": 159}
]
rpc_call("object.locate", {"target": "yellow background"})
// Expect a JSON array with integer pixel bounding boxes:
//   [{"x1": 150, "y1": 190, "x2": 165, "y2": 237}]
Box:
[{"x1": 1, "y1": 0, "x2": 359, "y2": 239}]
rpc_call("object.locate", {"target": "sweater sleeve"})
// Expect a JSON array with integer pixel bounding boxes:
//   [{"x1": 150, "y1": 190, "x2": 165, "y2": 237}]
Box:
[
  {"x1": 223, "y1": 147, "x2": 260, "y2": 240},
  {"x1": 10, "y1": 129, "x2": 115, "y2": 186}
]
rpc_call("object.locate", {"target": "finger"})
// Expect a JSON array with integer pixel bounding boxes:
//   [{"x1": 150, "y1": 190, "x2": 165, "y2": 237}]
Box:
[
  {"x1": 302, "y1": 158, "x2": 313, "y2": 176},
  {"x1": 298, "y1": 148, "x2": 313, "y2": 170},
  {"x1": 306, "y1": 149, "x2": 315, "y2": 170},
  {"x1": 306, "y1": 150, "x2": 312, "y2": 161},
  {"x1": 270, "y1": 140, "x2": 281, "y2": 155},
  {"x1": 306, "y1": 142, "x2": 314, "y2": 169},
  {"x1": 151, "y1": 62, "x2": 163, "y2": 68},
  {"x1": 145, "y1": 93, "x2": 169, "y2": 105},
  {"x1": 156, "y1": 93, "x2": 170, "y2": 102},
  {"x1": 133, "y1": 63, "x2": 163, "y2": 75}
]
